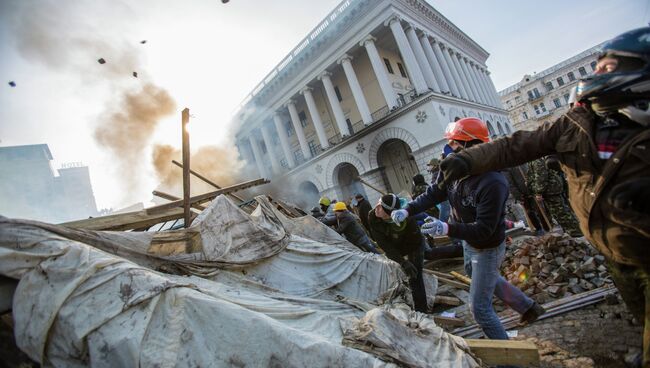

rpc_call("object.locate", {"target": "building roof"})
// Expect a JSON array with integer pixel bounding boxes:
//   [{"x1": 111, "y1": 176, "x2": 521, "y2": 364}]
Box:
[
  {"x1": 0, "y1": 144, "x2": 53, "y2": 161},
  {"x1": 498, "y1": 43, "x2": 604, "y2": 96}
]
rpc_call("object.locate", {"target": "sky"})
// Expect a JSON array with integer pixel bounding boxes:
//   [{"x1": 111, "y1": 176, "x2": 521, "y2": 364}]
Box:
[{"x1": 0, "y1": 0, "x2": 648, "y2": 212}]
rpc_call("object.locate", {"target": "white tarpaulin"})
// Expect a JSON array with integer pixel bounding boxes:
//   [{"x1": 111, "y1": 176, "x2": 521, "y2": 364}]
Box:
[{"x1": 0, "y1": 195, "x2": 480, "y2": 367}]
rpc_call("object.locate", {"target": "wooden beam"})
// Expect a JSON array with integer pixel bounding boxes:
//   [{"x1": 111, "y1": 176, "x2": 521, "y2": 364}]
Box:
[
  {"x1": 182, "y1": 108, "x2": 191, "y2": 228},
  {"x1": 62, "y1": 207, "x2": 186, "y2": 231},
  {"x1": 466, "y1": 339, "x2": 540, "y2": 367},
  {"x1": 356, "y1": 176, "x2": 386, "y2": 196},
  {"x1": 434, "y1": 295, "x2": 462, "y2": 306},
  {"x1": 152, "y1": 190, "x2": 206, "y2": 211},
  {"x1": 425, "y1": 270, "x2": 470, "y2": 290},
  {"x1": 172, "y1": 159, "x2": 245, "y2": 203},
  {"x1": 145, "y1": 178, "x2": 269, "y2": 214},
  {"x1": 450, "y1": 271, "x2": 472, "y2": 285}
]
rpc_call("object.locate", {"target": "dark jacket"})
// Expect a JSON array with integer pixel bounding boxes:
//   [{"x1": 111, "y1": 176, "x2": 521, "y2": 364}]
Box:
[
  {"x1": 356, "y1": 198, "x2": 372, "y2": 231},
  {"x1": 405, "y1": 172, "x2": 509, "y2": 249},
  {"x1": 322, "y1": 211, "x2": 371, "y2": 248},
  {"x1": 368, "y1": 210, "x2": 423, "y2": 262},
  {"x1": 501, "y1": 165, "x2": 530, "y2": 200},
  {"x1": 456, "y1": 106, "x2": 650, "y2": 266}
]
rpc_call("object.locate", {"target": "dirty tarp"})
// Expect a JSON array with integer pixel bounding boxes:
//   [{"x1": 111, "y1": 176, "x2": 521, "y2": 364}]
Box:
[{"x1": 0, "y1": 195, "x2": 479, "y2": 367}]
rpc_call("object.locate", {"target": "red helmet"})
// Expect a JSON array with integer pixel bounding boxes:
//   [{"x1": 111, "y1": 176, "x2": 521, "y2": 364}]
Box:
[{"x1": 444, "y1": 117, "x2": 490, "y2": 143}]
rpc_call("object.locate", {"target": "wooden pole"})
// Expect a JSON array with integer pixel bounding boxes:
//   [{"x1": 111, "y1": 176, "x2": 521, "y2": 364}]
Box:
[
  {"x1": 171, "y1": 159, "x2": 245, "y2": 203},
  {"x1": 356, "y1": 176, "x2": 386, "y2": 196},
  {"x1": 182, "y1": 108, "x2": 191, "y2": 228},
  {"x1": 152, "y1": 190, "x2": 206, "y2": 211}
]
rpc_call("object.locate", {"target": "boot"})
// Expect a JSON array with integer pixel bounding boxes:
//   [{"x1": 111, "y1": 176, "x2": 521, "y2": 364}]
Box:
[{"x1": 520, "y1": 302, "x2": 546, "y2": 324}]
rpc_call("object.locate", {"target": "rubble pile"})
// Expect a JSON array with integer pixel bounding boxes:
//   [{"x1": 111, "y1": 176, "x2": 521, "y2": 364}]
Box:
[{"x1": 502, "y1": 234, "x2": 612, "y2": 303}]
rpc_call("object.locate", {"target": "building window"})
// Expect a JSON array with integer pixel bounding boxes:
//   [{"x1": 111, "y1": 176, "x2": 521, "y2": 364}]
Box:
[
  {"x1": 545, "y1": 82, "x2": 553, "y2": 91},
  {"x1": 345, "y1": 118, "x2": 354, "y2": 135},
  {"x1": 533, "y1": 88, "x2": 540, "y2": 97},
  {"x1": 515, "y1": 96, "x2": 521, "y2": 104},
  {"x1": 590, "y1": 61, "x2": 597, "y2": 71},
  {"x1": 298, "y1": 111, "x2": 308, "y2": 127},
  {"x1": 334, "y1": 86, "x2": 342, "y2": 102},
  {"x1": 383, "y1": 58, "x2": 394, "y2": 74},
  {"x1": 397, "y1": 62, "x2": 408, "y2": 78},
  {"x1": 285, "y1": 121, "x2": 294, "y2": 137},
  {"x1": 280, "y1": 158, "x2": 288, "y2": 168},
  {"x1": 527, "y1": 90, "x2": 534, "y2": 99},
  {"x1": 556, "y1": 77, "x2": 565, "y2": 86},
  {"x1": 540, "y1": 102, "x2": 547, "y2": 112},
  {"x1": 534, "y1": 105, "x2": 540, "y2": 115},
  {"x1": 564, "y1": 93, "x2": 570, "y2": 103},
  {"x1": 578, "y1": 66, "x2": 587, "y2": 76},
  {"x1": 567, "y1": 72, "x2": 575, "y2": 82},
  {"x1": 522, "y1": 111, "x2": 528, "y2": 120},
  {"x1": 553, "y1": 98, "x2": 562, "y2": 108},
  {"x1": 293, "y1": 150, "x2": 304, "y2": 164},
  {"x1": 308, "y1": 140, "x2": 318, "y2": 157}
]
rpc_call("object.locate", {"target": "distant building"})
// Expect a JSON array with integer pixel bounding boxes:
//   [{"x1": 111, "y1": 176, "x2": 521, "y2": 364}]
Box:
[
  {"x1": 0, "y1": 144, "x2": 98, "y2": 222},
  {"x1": 232, "y1": 0, "x2": 512, "y2": 209},
  {"x1": 499, "y1": 44, "x2": 602, "y2": 131}
]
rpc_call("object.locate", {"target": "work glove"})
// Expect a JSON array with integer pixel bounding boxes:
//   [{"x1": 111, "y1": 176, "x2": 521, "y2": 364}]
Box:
[
  {"x1": 438, "y1": 153, "x2": 471, "y2": 189},
  {"x1": 391, "y1": 209, "x2": 409, "y2": 225},
  {"x1": 608, "y1": 178, "x2": 650, "y2": 214},
  {"x1": 400, "y1": 260, "x2": 418, "y2": 279},
  {"x1": 420, "y1": 216, "x2": 449, "y2": 236}
]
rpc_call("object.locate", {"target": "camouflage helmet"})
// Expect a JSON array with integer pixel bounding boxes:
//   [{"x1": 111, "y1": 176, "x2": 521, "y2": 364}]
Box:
[{"x1": 427, "y1": 158, "x2": 440, "y2": 167}]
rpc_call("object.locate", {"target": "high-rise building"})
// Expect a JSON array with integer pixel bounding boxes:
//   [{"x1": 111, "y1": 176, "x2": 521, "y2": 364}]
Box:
[
  {"x1": 0, "y1": 144, "x2": 98, "y2": 222},
  {"x1": 499, "y1": 44, "x2": 602, "y2": 132},
  {"x1": 232, "y1": 0, "x2": 512, "y2": 208}
]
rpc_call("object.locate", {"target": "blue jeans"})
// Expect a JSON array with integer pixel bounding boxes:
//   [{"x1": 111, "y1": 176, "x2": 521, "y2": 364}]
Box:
[{"x1": 463, "y1": 241, "x2": 533, "y2": 340}]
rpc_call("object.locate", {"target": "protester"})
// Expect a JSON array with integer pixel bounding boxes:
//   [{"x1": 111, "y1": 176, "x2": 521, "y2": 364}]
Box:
[{"x1": 322, "y1": 202, "x2": 379, "y2": 254}]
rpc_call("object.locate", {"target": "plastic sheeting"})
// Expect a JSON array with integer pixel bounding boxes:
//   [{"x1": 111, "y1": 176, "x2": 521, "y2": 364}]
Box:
[{"x1": 0, "y1": 195, "x2": 480, "y2": 367}]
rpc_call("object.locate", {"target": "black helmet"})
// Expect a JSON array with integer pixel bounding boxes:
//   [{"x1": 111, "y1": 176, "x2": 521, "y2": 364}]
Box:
[
  {"x1": 576, "y1": 27, "x2": 650, "y2": 114},
  {"x1": 310, "y1": 206, "x2": 322, "y2": 215}
]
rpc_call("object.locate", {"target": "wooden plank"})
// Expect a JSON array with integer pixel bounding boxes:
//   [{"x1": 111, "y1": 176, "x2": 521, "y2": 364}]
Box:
[
  {"x1": 145, "y1": 178, "x2": 269, "y2": 214},
  {"x1": 433, "y1": 315, "x2": 465, "y2": 327},
  {"x1": 152, "y1": 190, "x2": 206, "y2": 211},
  {"x1": 466, "y1": 339, "x2": 540, "y2": 366},
  {"x1": 148, "y1": 229, "x2": 203, "y2": 256},
  {"x1": 181, "y1": 108, "x2": 191, "y2": 228},
  {"x1": 434, "y1": 295, "x2": 462, "y2": 306},
  {"x1": 424, "y1": 270, "x2": 470, "y2": 290},
  {"x1": 62, "y1": 207, "x2": 186, "y2": 231},
  {"x1": 450, "y1": 271, "x2": 472, "y2": 285}
]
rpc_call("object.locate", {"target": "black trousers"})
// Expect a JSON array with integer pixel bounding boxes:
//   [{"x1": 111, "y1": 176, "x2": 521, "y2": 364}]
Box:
[{"x1": 408, "y1": 239, "x2": 428, "y2": 313}]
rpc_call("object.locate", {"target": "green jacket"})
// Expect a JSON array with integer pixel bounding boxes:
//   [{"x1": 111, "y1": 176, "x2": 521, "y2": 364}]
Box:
[{"x1": 457, "y1": 107, "x2": 650, "y2": 267}]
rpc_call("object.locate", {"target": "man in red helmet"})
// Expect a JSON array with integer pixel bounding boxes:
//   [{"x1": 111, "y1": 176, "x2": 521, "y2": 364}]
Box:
[
  {"x1": 391, "y1": 117, "x2": 545, "y2": 342},
  {"x1": 437, "y1": 27, "x2": 650, "y2": 367}
]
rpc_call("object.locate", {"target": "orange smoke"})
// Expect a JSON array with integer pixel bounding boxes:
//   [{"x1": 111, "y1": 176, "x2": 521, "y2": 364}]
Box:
[{"x1": 152, "y1": 144, "x2": 244, "y2": 196}]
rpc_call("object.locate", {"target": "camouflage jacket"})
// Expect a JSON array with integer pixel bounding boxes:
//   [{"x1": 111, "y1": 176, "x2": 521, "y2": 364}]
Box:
[{"x1": 527, "y1": 158, "x2": 564, "y2": 196}]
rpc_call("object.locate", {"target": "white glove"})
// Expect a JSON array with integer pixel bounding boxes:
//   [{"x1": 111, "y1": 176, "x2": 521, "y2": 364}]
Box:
[
  {"x1": 420, "y1": 217, "x2": 448, "y2": 236},
  {"x1": 391, "y1": 209, "x2": 409, "y2": 225}
]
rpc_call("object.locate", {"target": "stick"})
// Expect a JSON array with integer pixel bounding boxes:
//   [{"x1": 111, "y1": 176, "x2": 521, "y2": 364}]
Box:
[
  {"x1": 152, "y1": 190, "x2": 206, "y2": 211},
  {"x1": 356, "y1": 176, "x2": 386, "y2": 196},
  {"x1": 172, "y1": 160, "x2": 245, "y2": 203},
  {"x1": 182, "y1": 108, "x2": 191, "y2": 228},
  {"x1": 449, "y1": 271, "x2": 472, "y2": 285}
]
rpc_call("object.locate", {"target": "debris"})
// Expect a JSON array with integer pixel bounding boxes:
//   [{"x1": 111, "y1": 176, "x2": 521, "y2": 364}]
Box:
[
  {"x1": 8, "y1": 81, "x2": 16, "y2": 87},
  {"x1": 464, "y1": 339, "x2": 539, "y2": 367},
  {"x1": 97, "y1": 58, "x2": 106, "y2": 64},
  {"x1": 140, "y1": 40, "x2": 147, "y2": 44},
  {"x1": 133, "y1": 71, "x2": 138, "y2": 78}
]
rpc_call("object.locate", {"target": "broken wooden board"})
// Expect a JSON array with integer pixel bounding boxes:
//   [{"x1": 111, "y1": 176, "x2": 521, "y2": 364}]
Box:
[
  {"x1": 148, "y1": 229, "x2": 203, "y2": 256},
  {"x1": 466, "y1": 338, "x2": 540, "y2": 367},
  {"x1": 434, "y1": 295, "x2": 462, "y2": 307},
  {"x1": 433, "y1": 315, "x2": 465, "y2": 327},
  {"x1": 61, "y1": 207, "x2": 187, "y2": 231},
  {"x1": 450, "y1": 271, "x2": 472, "y2": 285},
  {"x1": 425, "y1": 270, "x2": 470, "y2": 290}
]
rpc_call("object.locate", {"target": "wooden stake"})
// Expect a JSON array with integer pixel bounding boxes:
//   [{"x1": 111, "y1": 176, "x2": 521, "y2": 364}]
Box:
[
  {"x1": 182, "y1": 108, "x2": 191, "y2": 228},
  {"x1": 152, "y1": 190, "x2": 206, "y2": 211},
  {"x1": 356, "y1": 176, "x2": 386, "y2": 196}
]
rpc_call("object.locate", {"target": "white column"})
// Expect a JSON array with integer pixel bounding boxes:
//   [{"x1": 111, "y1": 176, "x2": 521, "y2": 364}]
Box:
[
  {"x1": 361, "y1": 35, "x2": 398, "y2": 108},
  {"x1": 484, "y1": 70, "x2": 503, "y2": 108},
  {"x1": 248, "y1": 133, "x2": 268, "y2": 178},
  {"x1": 431, "y1": 38, "x2": 460, "y2": 97},
  {"x1": 404, "y1": 24, "x2": 439, "y2": 92},
  {"x1": 338, "y1": 55, "x2": 373, "y2": 125},
  {"x1": 272, "y1": 112, "x2": 296, "y2": 168},
  {"x1": 440, "y1": 43, "x2": 469, "y2": 100},
  {"x1": 287, "y1": 100, "x2": 312, "y2": 160},
  {"x1": 450, "y1": 49, "x2": 476, "y2": 102},
  {"x1": 470, "y1": 61, "x2": 491, "y2": 106},
  {"x1": 319, "y1": 71, "x2": 351, "y2": 137},
  {"x1": 419, "y1": 33, "x2": 450, "y2": 94},
  {"x1": 385, "y1": 16, "x2": 428, "y2": 94},
  {"x1": 260, "y1": 123, "x2": 281, "y2": 174},
  {"x1": 474, "y1": 66, "x2": 494, "y2": 106},
  {"x1": 459, "y1": 55, "x2": 482, "y2": 103},
  {"x1": 479, "y1": 68, "x2": 499, "y2": 106},
  {"x1": 301, "y1": 87, "x2": 330, "y2": 149}
]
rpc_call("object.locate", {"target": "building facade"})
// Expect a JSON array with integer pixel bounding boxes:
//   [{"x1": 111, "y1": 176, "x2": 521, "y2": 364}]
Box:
[
  {"x1": 0, "y1": 144, "x2": 98, "y2": 222},
  {"x1": 499, "y1": 44, "x2": 602, "y2": 132},
  {"x1": 233, "y1": 0, "x2": 512, "y2": 209}
]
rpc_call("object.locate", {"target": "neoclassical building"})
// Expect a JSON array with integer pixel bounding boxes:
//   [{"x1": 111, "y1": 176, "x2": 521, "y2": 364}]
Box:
[
  {"x1": 499, "y1": 44, "x2": 602, "y2": 131},
  {"x1": 233, "y1": 0, "x2": 512, "y2": 209}
]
